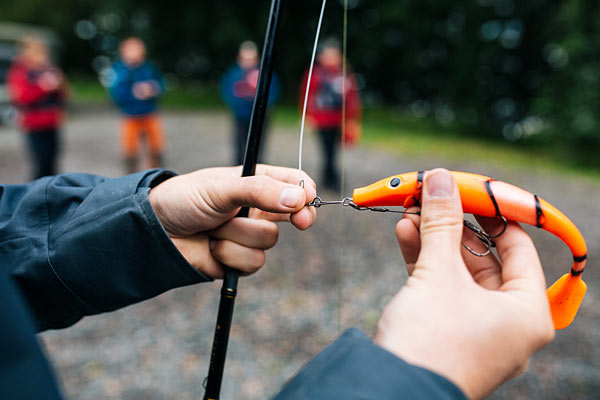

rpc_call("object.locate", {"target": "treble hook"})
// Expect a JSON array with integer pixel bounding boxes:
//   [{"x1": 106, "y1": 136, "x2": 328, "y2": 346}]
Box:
[{"x1": 462, "y1": 216, "x2": 508, "y2": 257}]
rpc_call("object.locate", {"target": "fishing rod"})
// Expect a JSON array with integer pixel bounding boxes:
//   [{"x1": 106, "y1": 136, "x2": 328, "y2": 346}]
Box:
[{"x1": 203, "y1": 0, "x2": 283, "y2": 398}]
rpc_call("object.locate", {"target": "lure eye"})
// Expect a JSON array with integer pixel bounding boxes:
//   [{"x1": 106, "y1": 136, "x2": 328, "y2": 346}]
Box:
[{"x1": 389, "y1": 177, "x2": 402, "y2": 188}]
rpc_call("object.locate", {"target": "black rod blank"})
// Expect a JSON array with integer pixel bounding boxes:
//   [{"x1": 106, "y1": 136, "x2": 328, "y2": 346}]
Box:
[{"x1": 203, "y1": 0, "x2": 283, "y2": 398}]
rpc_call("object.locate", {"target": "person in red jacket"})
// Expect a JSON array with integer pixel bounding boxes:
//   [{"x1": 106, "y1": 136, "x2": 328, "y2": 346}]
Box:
[
  {"x1": 7, "y1": 35, "x2": 68, "y2": 179},
  {"x1": 299, "y1": 38, "x2": 361, "y2": 191}
]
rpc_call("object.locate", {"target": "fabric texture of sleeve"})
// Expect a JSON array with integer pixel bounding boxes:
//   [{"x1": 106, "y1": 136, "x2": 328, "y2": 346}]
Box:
[
  {"x1": 0, "y1": 269, "x2": 64, "y2": 400},
  {"x1": 273, "y1": 328, "x2": 466, "y2": 400},
  {"x1": 0, "y1": 169, "x2": 210, "y2": 331}
]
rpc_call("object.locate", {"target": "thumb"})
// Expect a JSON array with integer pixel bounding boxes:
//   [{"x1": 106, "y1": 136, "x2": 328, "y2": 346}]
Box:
[
  {"x1": 210, "y1": 175, "x2": 307, "y2": 214},
  {"x1": 415, "y1": 169, "x2": 465, "y2": 274}
]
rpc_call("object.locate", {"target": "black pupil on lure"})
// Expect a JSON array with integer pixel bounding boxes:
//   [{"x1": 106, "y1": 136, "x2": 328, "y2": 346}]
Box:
[{"x1": 390, "y1": 177, "x2": 401, "y2": 188}]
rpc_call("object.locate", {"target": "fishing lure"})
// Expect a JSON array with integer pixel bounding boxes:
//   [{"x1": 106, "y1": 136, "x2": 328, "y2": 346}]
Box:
[{"x1": 314, "y1": 170, "x2": 588, "y2": 330}]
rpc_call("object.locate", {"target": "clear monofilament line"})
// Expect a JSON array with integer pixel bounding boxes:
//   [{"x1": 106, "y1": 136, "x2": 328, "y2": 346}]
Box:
[
  {"x1": 337, "y1": 0, "x2": 348, "y2": 336},
  {"x1": 298, "y1": 0, "x2": 328, "y2": 185}
]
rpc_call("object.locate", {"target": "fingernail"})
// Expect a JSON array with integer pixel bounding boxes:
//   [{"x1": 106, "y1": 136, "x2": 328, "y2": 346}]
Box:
[
  {"x1": 279, "y1": 187, "x2": 302, "y2": 208},
  {"x1": 427, "y1": 170, "x2": 453, "y2": 198}
]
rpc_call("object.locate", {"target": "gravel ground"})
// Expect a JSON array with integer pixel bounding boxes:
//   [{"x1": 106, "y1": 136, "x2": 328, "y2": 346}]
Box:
[{"x1": 1, "y1": 109, "x2": 599, "y2": 399}]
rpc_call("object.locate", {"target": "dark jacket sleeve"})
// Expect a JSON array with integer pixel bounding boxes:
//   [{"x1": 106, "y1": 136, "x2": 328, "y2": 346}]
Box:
[
  {"x1": 0, "y1": 269, "x2": 64, "y2": 400},
  {"x1": 0, "y1": 169, "x2": 210, "y2": 331},
  {"x1": 273, "y1": 328, "x2": 466, "y2": 400}
]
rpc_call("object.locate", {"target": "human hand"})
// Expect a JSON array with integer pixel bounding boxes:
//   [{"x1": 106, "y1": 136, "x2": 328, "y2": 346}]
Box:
[
  {"x1": 37, "y1": 71, "x2": 62, "y2": 92},
  {"x1": 374, "y1": 168, "x2": 555, "y2": 399},
  {"x1": 149, "y1": 165, "x2": 317, "y2": 279},
  {"x1": 132, "y1": 81, "x2": 158, "y2": 100}
]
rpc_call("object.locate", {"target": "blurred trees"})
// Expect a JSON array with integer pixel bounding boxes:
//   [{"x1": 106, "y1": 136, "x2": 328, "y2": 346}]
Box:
[{"x1": 3, "y1": 0, "x2": 600, "y2": 153}]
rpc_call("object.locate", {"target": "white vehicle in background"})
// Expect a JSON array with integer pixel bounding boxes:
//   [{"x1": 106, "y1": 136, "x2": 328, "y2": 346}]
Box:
[{"x1": 0, "y1": 22, "x2": 60, "y2": 126}]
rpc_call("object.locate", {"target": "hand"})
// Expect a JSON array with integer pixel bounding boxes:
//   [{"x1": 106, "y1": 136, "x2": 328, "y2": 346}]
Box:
[
  {"x1": 37, "y1": 71, "x2": 62, "y2": 92},
  {"x1": 133, "y1": 81, "x2": 158, "y2": 100},
  {"x1": 374, "y1": 169, "x2": 554, "y2": 399},
  {"x1": 149, "y1": 165, "x2": 317, "y2": 279}
]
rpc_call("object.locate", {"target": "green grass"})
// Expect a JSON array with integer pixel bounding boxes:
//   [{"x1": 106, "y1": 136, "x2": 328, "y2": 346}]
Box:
[
  {"x1": 69, "y1": 78, "x2": 600, "y2": 181},
  {"x1": 69, "y1": 76, "x2": 225, "y2": 110},
  {"x1": 68, "y1": 76, "x2": 109, "y2": 104}
]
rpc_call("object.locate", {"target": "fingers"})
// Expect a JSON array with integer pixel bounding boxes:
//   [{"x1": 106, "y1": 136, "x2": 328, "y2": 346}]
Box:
[
  {"x1": 250, "y1": 205, "x2": 317, "y2": 231},
  {"x1": 207, "y1": 217, "x2": 279, "y2": 276},
  {"x1": 208, "y1": 218, "x2": 278, "y2": 250},
  {"x1": 170, "y1": 235, "x2": 225, "y2": 279},
  {"x1": 209, "y1": 239, "x2": 267, "y2": 275},
  {"x1": 397, "y1": 201, "x2": 503, "y2": 289},
  {"x1": 494, "y1": 221, "x2": 547, "y2": 292},
  {"x1": 460, "y1": 224, "x2": 503, "y2": 290},
  {"x1": 256, "y1": 164, "x2": 317, "y2": 197},
  {"x1": 255, "y1": 165, "x2": 318, "y2": 230},
  {"x1": 186, "y1": 165, "x2": 318, "y2": 232},
  {"x1": 396, "y1": 217, "x2": 420, "y2": 275},
  {"x1": 290, "y1": 207, "x2": 317, "y2": 230},
  {"x1": 212, "y1": 175, "x2": 308, "y2": 213},
  {"x1": 415, "y1": 169, "x2": 467, "y2": 278},
  {"x1": 195, "y1": 165, "x2": 317, "y2": 199}
]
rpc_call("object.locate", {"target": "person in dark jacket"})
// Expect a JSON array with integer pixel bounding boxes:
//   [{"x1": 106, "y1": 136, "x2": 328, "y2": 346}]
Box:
[
  {"x1": 221, "y1": 41, "x2": 281, "y2": 165},
  {"x1": 7, "y1": 35, "x2": 68, "y2": 180},
  {"x1": 0, "y1": 167, "x2": 554, "y2": 399},
  {"x1": 109, "y1": 37, "x2": 165, "y2": 173},
  {"x1": 299, "y1": 38, "x2": 361, "y2": 191}
]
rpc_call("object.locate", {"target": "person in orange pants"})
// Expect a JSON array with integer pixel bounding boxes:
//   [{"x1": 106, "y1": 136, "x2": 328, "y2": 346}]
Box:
[
  {"x1": 120, "y1": 113, "x2": 164, "y2": 170},
  {"x1": 109, "y1": 37, "x2": 165, "y2": 173}
]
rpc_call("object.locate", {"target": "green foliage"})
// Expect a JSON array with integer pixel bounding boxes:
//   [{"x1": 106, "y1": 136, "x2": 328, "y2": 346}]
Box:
[
  {"x1": 532, "y1": 0, "x2": 600, "y2": 154},
  {"x1": 3, "y1": 0, "x2": 600, "y2": 160}
]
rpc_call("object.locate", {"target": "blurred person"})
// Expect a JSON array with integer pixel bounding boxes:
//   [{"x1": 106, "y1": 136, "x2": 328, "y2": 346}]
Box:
[
  {"x1": 0, "y1": 166, "x2": 554, "y2": 399},
  {"x1": 7, "y1": 34, "x2": 68, "y2": 180},
  {"x1": 109, "y1": 37, "x2": 165, "y2": 173},
  {"x1": 221, "y1": 41, "x2": 280, "y2": 165},
  {"x1": 299, "y1": 38, "x2": 361, "y2": 192}
]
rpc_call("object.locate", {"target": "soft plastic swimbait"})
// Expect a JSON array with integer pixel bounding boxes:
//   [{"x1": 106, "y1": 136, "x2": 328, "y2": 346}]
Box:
[{"x1": 352, "y1": 170, "x2": 587, "y2": 330}]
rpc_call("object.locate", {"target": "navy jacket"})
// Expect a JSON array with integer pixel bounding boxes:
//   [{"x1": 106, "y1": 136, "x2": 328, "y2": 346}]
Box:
[
  {"x1": 221, "y1": 64, "x2": 280, "y2": 120},
  {"x1": 0, "y1": 170, "x2": 465, "y2": 399},
  {"x1": 108, "y1": 60, "x2": 165, "y2": 116}
]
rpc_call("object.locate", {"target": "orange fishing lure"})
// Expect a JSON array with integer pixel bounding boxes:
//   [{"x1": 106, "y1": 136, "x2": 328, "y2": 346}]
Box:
[{"x1": 352, "y1": 170, "x2": 587, "y2": 330}]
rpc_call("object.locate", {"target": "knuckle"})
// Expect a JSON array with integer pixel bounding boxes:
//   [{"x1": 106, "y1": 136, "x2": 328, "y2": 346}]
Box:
[
  {"x1": 243, "y1": 177, "x2": 263, "y2": 204},
  {"x1": 262, "y1": 223, "x2": 279, "y2": 248},
  {"x1": 210, "y1": 240, "x2": 225, "y2": 260},
  {"x1": 247, "y1": 250, "x2": 266, "y2": 271},
  {"x1": 420, "y1": 214, "x2": 463, "y2": 234},
  {"x1": 245, "y1": 176, "x2": 277, "y2": 206}
]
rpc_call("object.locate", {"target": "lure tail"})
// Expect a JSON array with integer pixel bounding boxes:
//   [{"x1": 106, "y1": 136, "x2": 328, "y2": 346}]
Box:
[{"x1": 547, "y1": 273, "x2": 587, "y2": 330}]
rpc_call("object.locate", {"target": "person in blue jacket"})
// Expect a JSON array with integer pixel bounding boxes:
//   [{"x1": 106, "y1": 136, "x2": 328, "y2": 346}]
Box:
[
  {"x1": 0, "y1": 167, "x2": 554, "y2": 399},
  {"x1": 109, "y1": 37, "x2": 166, "y2": 173},
  {"x1": 221, "y1": 41, "x2": 281, "y2": 165}
]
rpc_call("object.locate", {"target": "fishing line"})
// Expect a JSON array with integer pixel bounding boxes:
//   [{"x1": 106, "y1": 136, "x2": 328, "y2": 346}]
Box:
[
  {"x1": 298, "y1": 0, "x2": 328, "y2": 186},
  {"x1": 337, "y1": 0, "x2": 348, "y2": 335}
]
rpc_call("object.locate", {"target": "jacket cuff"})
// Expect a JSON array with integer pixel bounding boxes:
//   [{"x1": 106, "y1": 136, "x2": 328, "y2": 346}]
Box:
[
  {"x1": 273, "y1": 328, "x2": 466, "y2": 400},
  {"x1": 42, "y1": 170, "x2": 210, "y2": 329}
]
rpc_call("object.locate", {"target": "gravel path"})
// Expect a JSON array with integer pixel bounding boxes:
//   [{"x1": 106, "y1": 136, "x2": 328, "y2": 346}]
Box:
[{"x1": 1, "y1": 110, "x2": 599, "y2": 399}]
